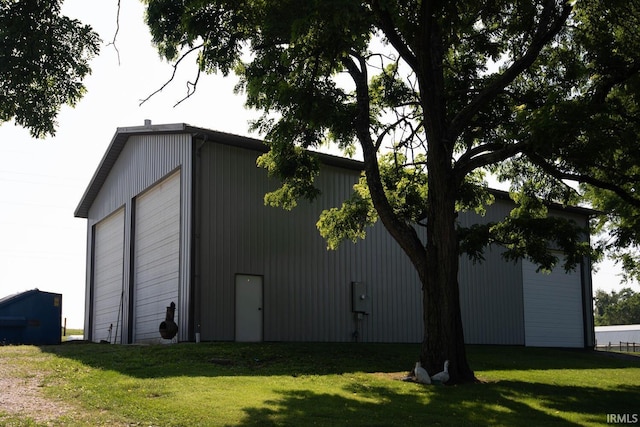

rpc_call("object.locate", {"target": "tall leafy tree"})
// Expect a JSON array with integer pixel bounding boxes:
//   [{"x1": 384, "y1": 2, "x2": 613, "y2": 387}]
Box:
[
  {"x1": 144, "y1": 0, "x2": 639, "y2": 383},
  {"x1": 595, "y1": 288, "x2": 640, "y2": 326},
  {"x1": 0, "y1": 0, "x2": 100, "y2": 138},
  {"x1": 505, "y1": 1, "x2": 640, "y2": 284}
]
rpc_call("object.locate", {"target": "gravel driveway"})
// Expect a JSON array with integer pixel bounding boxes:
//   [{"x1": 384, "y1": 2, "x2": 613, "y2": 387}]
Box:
[{"x1": 0, "y1": 354, "x2": 71, "y2": 424}]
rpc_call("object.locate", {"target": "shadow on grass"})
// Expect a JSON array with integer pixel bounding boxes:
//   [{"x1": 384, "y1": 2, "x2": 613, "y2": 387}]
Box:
[
  {"x1": 32, "y1": 343, "x2": 640, "y2": 426},
  {"x1": 41, "y1": 342, "x2": 422, "y2": 379},
  {"x1": 468, "y1": 345, "x2": 640, "y2": 371},
  {"x1": 40, "y1": 342, "x2": 640, "y2": 380},
  {"x1": 235, "y1": 380, "x2": 638, "y2": 426}
]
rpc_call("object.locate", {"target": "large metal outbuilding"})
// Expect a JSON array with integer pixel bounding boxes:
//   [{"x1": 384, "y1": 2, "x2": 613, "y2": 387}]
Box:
[
  {"x1": 75, "y1": 122, "x2": 595, "y2": 348},
  {"x1": 595, "y1": 325, "x2": 640, "y2": 346},
  {"x1": 0, "y1": 289, "x2": 62, "y2": 345}
]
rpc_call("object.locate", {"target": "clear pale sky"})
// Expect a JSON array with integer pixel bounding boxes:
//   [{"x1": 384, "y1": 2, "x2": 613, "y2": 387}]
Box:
[{"x1": 0, "y1": 0, "x2": 635, "y2": 328}]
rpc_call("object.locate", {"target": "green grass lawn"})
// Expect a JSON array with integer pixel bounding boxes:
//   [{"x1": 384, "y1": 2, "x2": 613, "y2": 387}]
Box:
[{"x1": 1, "y1": 343, "x2": 638, "y2": 426}]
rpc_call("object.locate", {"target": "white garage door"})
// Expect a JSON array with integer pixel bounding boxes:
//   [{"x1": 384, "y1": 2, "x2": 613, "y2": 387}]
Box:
[
  {"x1": 522, "y1": 255, "x2": 584, "y2": 347},
  {"x1": 92, "y1": 207, "x2": 125, "y2": 343},
  {"x1": 133, "y1": 171, "x2": 181, "y2": 342}
]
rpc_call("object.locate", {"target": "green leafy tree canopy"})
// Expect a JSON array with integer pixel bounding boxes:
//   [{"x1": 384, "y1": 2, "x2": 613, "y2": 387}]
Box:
[
  {"x1": 595, "y1": 288, "x2": 640, "y2": 326},
  {"x1": 0, "y1": 0, "x2": 101, "y2": 138}
]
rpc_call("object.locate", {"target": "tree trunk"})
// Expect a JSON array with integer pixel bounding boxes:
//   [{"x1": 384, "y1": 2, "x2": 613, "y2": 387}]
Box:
[
  {"x1": 419, "y1": 158, "x2": 477, "y2": 384},
  {"x1": 350, "y1": 32, "x2": 476, "y2": 382}
]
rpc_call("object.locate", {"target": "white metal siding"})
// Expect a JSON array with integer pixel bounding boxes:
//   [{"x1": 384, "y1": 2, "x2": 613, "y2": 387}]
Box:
[
  {"x1": 83, "y1": 133, "x2": 192, "y2": 342},
  {"x1": 522, "y1": 255, "x2": 584, "y2": 347},
  {"x1": 92, "y1": 208, "x2": 125, "y2": 342},
  {"x1": 133, "y1": 171, "x2": 181, "y2": 343},
  {"x1": 595, "y1": 325, "x2": 640, "y2": 345}
]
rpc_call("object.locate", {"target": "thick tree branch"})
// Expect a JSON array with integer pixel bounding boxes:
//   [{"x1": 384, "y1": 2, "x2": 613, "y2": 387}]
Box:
[
  {"x1": 368, "y1": 1, "x2": 419, "y2": 71},
  {"x1": 342, "y1": 54, "x2": 373, "y2": 150},
  {"x1": 342, "y1": 53, "x2": 427, "y2": 270},
  {"x1": 527, "y1": 152, "x2": 640, "y2": 208},
  {"x1": 455, "y1": 141, "x2": 529, "y2": 178},
  {"x1": 449, "y1": 1, "x2": 573, "y2": 138}
]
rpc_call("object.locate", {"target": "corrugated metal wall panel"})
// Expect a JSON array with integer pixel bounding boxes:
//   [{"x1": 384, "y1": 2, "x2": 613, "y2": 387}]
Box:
[
  {"x1": 87, "y1": 134, "x2": 190, "y2": 222},
  {"x1": 198, "y1": 140, "x2": 572, "y2": 345},
  {"x1": 458, "y1": 246, "x2": 525, "y2": 344},
  {"x1": 197, "y1": 142, "x2": 425, "y2": 343},
  {"x1": 457, "y1": 200, "x2": 525, "y2": 345},
  {"x1": 85, "y1": 133, "x2": 192, "y2": 342}
]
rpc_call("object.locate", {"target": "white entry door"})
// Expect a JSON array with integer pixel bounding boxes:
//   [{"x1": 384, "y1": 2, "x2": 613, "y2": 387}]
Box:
[{"x1": 235, "y1": 275, "x2": 263, "y2": 342}]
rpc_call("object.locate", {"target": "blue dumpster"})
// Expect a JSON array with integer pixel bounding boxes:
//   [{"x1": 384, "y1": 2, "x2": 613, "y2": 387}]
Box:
[{"x1": 0, "y1": 289, "x2": 62, "y2": 345}]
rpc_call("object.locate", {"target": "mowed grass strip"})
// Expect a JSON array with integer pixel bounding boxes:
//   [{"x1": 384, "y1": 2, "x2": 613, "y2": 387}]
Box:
[{"x1": 0, "y1": 343, "x2": 638, "y2": 426}]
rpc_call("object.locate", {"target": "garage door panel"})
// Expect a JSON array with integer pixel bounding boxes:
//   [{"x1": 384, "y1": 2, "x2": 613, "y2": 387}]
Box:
[
  {"x1": 92, "y1": 208, "x2": 125, "y2": 343},
  {"x1": 136, "y1": 282, "x2": 177, "y2": 302},
  {"x1": 134, "y1": 171, "x2": 181, "y2": 343},
  {"x1": 136, "y1": 259, "x2": 179, "y2": 275},
  {"x1": 523, "y1": 254, "x2": 584, "y2": 348}
]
